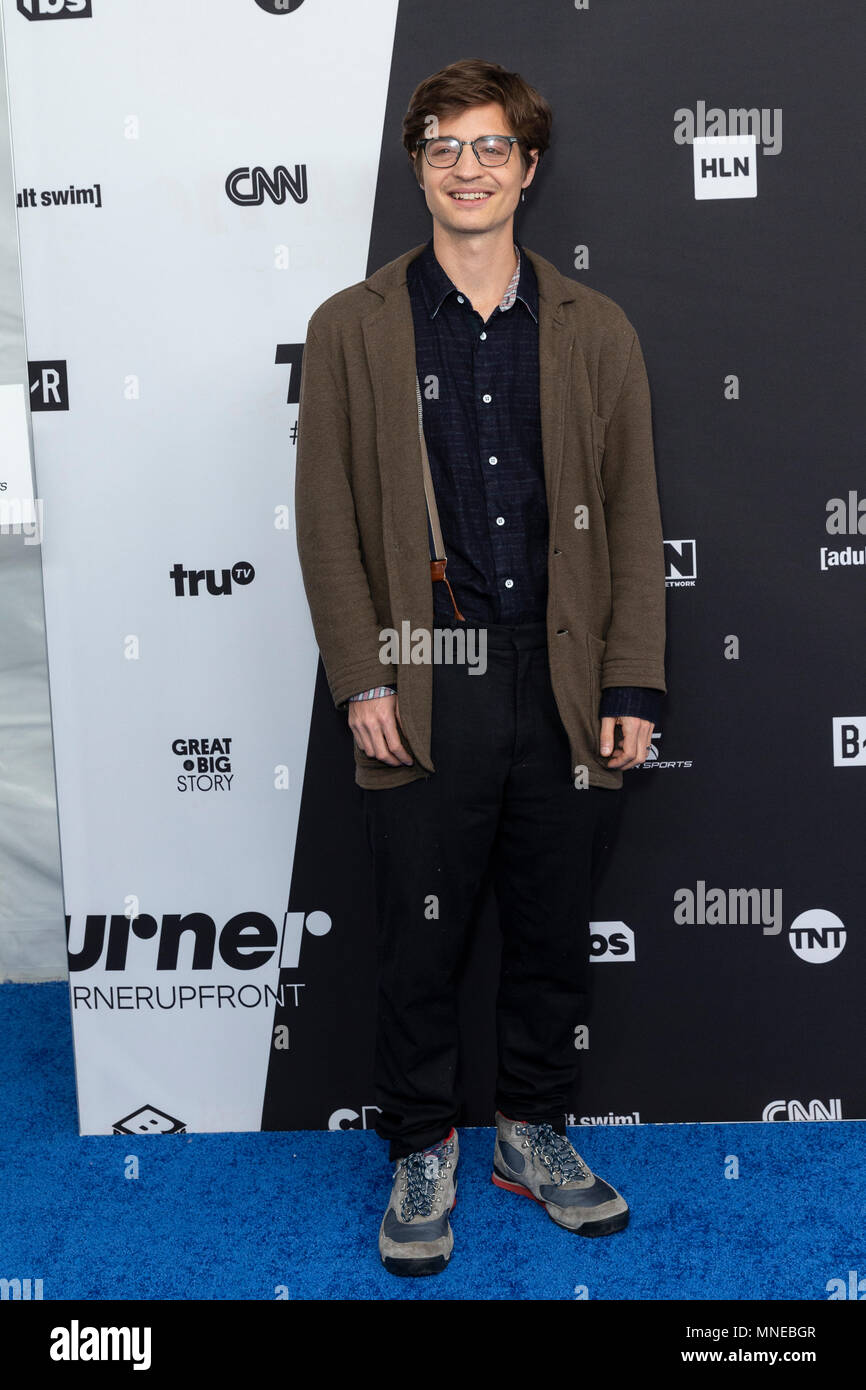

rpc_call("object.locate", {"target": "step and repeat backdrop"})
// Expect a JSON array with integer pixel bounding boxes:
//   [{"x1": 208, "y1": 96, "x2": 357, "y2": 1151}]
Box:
[{"x1": 4, "y1": 0, "x2": 862, "y2": 1136}]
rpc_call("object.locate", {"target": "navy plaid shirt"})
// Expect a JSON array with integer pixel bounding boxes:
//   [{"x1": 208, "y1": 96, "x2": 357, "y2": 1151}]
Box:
[{"x1": 350, "y1": 238, "x2": 661, "y2": 727}]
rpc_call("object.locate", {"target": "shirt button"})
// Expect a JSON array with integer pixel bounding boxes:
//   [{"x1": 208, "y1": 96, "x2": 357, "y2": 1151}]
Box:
[
  {"x1": 488, "y1": 455, "x2": 498, "y2": 465},
  {"x1": 456, "y1": 295, "x2": 464, "y2": 303},
  {"x1": 482, "y1": 393, "x2": 492, "y2": 403},
  {"x1": 504, "y1": 579, "x2": 514, "y2": 589},
  {"x1": 479, "y1": 331, "x2": 487, "y2": 340},
  {"x1": 495, "y1": 516, "x2": 505, "y2": 526}
]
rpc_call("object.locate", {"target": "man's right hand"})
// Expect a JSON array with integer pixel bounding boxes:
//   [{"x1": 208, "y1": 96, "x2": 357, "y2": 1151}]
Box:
[{"x1": 347, "y1": 693, "x2": 414, "y2": 766}]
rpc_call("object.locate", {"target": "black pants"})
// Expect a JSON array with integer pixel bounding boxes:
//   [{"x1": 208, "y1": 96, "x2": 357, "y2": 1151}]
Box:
[{"x1": 362, "y1": 620, "x2": 622, "y2": 1161}]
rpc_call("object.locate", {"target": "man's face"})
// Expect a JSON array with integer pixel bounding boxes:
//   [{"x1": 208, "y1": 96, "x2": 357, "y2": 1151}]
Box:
[{"x1": 414, "y1": 100, "x2": 538, "y2": 238}]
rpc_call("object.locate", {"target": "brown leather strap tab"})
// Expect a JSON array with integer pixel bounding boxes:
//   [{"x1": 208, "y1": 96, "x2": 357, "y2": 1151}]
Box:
[{"x1": 430, "y1": 557, "x2": 465, "y2": 622}]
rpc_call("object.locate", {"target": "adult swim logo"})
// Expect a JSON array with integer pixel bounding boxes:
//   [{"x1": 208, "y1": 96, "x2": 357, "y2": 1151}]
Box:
[
  {"x1": 665, "y1": 539, "x2": 696, "y2": 587},
  {"x1": 170, "y1": 560, "x2": 255, "y2": 596},
  {"x1": 172, "y1": 736, "x2": 233, "y2": 792},
  {"x1": 226, "y1": 165, "x2": 308, "y2": 205},
  {"x1": 821, "y1": 491, "x2": 865, "y2": 571}
]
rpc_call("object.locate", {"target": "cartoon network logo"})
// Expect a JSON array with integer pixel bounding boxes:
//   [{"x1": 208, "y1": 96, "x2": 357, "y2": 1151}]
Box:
[
  {"x1": 762, "y1": 1099, "x2": 842, "y2": 1123},
  {"x1": 328, "y1": 1105, "x2": 382, "y2": 1131}
]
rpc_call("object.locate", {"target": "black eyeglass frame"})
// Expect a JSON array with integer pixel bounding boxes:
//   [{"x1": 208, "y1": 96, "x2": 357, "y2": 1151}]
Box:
[{"x1": 415, "y1": 134, "x2": 521, "y2": 167}]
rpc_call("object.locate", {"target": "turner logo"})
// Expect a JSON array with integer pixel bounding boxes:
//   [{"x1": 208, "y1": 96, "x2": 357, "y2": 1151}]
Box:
[
  {"x1": 833, "y1": 718, "x2": 866, "y2": 767},
  {"x1": 18, "y1": 0, "x2": 91, "y2": 19},
  {"x1": 788, "y1": 909, "x2": 846, "y2": 964},
  {"x1": 66, "y1": 908, "x2": 331, "y2": 972},
  {"x1": 170, "y1": 560, "x2": 255, "y2": 596},
  {"x1": 589, "y1": 922, "x2": 635, "y2": 962},
  {"x1": 226, "y1": 165, "x2": 308, "y2": 205},
  {"x1": 762, "y1": 1099, "x2": 842, "y2": 1122},
  {"x1": 664, "y1": 539, "x2": 696, "y2": 587},
  {"x1": 113, "y1": 1105, "x2": 186, "y2": 1136}
]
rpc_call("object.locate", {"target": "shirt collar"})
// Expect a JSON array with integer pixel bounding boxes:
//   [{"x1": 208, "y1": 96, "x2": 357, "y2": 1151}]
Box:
[{"x1": 411, "y1": 238, "x2": 538, "y2": 323}]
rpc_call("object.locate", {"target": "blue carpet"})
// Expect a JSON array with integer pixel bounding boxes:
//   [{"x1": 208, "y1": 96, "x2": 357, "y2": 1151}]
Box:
[{"x1": 1, "y1": 981, "x2": 863, "y2": 1301}]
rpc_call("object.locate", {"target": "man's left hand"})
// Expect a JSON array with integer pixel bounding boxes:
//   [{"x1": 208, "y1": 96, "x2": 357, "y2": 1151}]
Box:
[{"x1": 600, "y1": 716, "x2": 654, "y2": 770}]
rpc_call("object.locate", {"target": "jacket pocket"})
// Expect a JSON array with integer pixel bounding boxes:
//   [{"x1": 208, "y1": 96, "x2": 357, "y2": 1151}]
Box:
[{"x1": 589, "y1": 410, "x2": 607, "y2": 502}]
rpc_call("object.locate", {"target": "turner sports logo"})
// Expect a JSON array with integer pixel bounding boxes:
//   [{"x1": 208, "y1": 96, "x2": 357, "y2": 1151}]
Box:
[
  {"x1": 170, "y1": 561, "x2": 255, "y2": 596},
  {"x1": 66, "y1": 909, "x2": 332, "y2": 1011},
  {"x1": 634, "y1": 730, "x2": 692, "y2": 771}
]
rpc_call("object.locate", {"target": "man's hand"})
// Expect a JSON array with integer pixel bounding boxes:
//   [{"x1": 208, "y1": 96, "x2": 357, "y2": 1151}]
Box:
[
  {"x1": 347, "y1": 693, "x2": 414, "y2": 766},
  {"x1": 600, "y1": 715, "x2": 654, "y2": 770}
]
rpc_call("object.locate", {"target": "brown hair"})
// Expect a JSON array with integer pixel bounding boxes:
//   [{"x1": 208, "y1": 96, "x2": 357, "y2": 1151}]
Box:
[{"x1": 402, "y1": 58, "x2": 552, "y2": 185}]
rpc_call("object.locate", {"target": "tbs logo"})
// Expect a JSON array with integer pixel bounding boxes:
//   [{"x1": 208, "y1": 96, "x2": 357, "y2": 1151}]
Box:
[{"x1": 590, "y1": 922, "x2": 635, "y2": 963}]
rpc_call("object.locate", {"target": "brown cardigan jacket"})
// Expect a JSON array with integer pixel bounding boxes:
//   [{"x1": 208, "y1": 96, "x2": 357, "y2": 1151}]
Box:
[{"x1": 295, "y1": 241, "x2": 666, "y2": 790}]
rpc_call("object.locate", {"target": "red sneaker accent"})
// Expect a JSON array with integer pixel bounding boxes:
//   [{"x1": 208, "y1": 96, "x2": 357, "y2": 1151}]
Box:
[{"x1": 491, "y1": 1171, "x2": 543, "y2": 1204}]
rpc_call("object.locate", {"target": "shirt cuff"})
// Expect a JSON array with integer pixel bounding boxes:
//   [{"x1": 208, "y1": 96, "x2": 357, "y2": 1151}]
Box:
[
  {"x1": 347, "y1": 685, "x2": 397, "y2": 702},
  {"x1": 599, "y1": 686, "x2": 663, "y2": 725}
]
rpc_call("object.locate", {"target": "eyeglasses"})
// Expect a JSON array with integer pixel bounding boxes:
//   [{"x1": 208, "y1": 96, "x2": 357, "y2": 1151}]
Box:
[{"x1": 415, "y1": 134, "x2": 519, "y2": 168}]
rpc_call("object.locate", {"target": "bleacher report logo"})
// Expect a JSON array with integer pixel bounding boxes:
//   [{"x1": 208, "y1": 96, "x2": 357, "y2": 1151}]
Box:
[
  {"x1": 833, "y1": 717, "x2": 866, "y2": 767},
  {"x1": 788, "y1": 909, "x2": 846, "y2": 964},
  {"x1": 170, "y1": 560, "x2": 255, "y2": 597},
  {"x1": 664, "y1": 539, "x2": 696, "y2": 587}
]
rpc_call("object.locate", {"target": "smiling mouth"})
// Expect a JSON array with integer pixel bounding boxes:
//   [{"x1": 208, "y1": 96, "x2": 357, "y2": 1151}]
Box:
[{"x1": 448, "y1": 190, "x2": 493, "y2": 201}]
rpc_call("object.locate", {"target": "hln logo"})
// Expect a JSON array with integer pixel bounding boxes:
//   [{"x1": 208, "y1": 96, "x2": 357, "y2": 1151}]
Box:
[
  {"x1": 693, "y1": 136, "x2": 757, "y2": 200},
  {"x1": 762, "y1": 1099, "x2": 842, "y2": 1122},
  {"x1": 833, "y1": 717, "x2": 866, "y2": 767}
]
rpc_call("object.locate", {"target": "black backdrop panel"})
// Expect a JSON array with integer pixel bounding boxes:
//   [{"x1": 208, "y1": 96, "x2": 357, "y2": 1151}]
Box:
[{"x1": 262, "y1": 0, "x2": 865, "y2": 1134}]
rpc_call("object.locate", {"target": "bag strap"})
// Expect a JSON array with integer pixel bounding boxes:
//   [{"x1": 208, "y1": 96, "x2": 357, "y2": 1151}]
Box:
[{"x1": 415, "y1": 378, "x2": 464, "y2": 621}]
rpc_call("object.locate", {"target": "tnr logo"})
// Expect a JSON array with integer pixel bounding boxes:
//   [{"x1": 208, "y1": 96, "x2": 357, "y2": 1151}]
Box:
[{"x1": 833, "y1": 717, "x2": 866, "y2": 766}]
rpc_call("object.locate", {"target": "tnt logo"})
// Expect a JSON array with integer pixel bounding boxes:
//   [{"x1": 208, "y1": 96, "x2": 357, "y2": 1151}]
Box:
[
  {"x1": 664, "y1": 539, "x2": 696, "y2": 586},
  {"x1": 693, "y1": 135, "x2": 758, "y2": 200},
  {"x1": 589, "y1": 922, "x2": 635, "y2": 963},
  {"x1": 788, "y1": 909, "x2": 846, "y2": 964},
  {"x1": 833, "y1": 717, "x2": 866, "y2": 766}
]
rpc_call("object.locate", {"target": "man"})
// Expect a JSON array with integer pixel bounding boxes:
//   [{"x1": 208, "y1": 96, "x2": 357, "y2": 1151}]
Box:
[{"x1": 295, "y1": 59, "x2": 666, "y2": 1277}]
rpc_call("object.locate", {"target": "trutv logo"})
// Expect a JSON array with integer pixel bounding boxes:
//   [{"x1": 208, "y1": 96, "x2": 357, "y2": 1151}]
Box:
[
  {"x1": 18, "y1": 0, "x2": 91, "y2": 18},
  {"x1": 170, "y1": 561, "x2": 255, "y2": 597}
]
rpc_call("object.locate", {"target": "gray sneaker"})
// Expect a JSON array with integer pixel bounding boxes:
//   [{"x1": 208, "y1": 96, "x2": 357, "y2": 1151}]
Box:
[
  {"x1": 378, "y1": 1128, "x2": 459, "y2": 1276},
  {"x1": 492, "y1": 1111, "x2": 629, "y2": 1237}
]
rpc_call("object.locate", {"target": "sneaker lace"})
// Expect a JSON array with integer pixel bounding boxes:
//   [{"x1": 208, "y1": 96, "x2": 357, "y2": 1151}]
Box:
[
  {"x1": 521, "y1": 1122, "x2": 589, "y2": 1185},
  {"x1": 397, "y1": 1138, "x2": 451, "y2": 1221}
]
